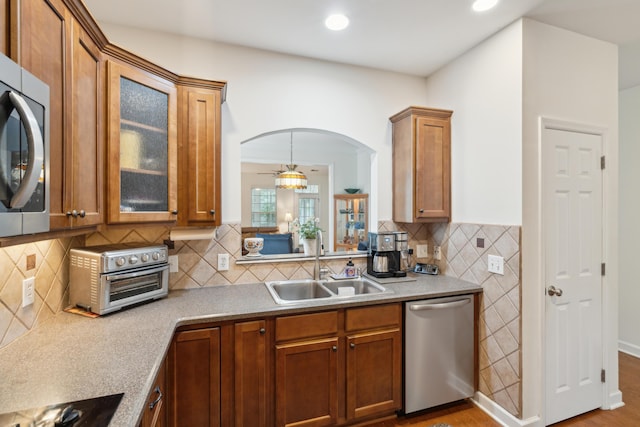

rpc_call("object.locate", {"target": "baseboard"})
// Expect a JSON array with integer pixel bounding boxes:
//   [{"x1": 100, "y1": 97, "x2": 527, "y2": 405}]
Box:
[
  {"x1": 472, "y1": 392, "x2": 543, "y2": 427},
  {"x1": 618, "y1": 340, "x2": 640, "y2": 358},
  {"x1": 607, "y1": 389, "x2": 625, "y2": 410}
]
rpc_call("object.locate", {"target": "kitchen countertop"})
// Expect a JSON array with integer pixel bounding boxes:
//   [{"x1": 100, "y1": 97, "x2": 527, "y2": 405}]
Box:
[{"x1": 0, "y1": 273, "x2": 481, "y2": 426}]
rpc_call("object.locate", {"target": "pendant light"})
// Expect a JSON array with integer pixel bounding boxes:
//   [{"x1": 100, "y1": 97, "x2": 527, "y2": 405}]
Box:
[{"x1": 275, "y1": 132, "x2": 308, "y2": 189}]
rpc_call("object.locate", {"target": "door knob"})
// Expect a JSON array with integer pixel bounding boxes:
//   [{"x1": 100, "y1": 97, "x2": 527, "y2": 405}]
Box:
[{"x1": 547, "y1": 285, "x2": 563, "y2": 297}]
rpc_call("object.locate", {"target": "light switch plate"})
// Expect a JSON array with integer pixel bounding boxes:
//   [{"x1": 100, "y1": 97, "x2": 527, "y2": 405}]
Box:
[
  {"x1": 487, "y1": 254, "x2": 504, "y2": 275},
  {"x1": 416, "y1": 244, "x2": 429, "y2": 258}
]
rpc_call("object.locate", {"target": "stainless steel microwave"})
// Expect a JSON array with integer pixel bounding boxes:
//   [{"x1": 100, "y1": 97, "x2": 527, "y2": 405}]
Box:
[{"x1": 0, "y1": 53, "x2": 50, "y2": 237}]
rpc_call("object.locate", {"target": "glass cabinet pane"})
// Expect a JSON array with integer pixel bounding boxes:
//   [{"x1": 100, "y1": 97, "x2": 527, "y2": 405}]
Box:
[
  {"x1": 334, "y1": 194, "x2": 368, "y2": 251},
  {"x1": 118, "y1": 77, "x2": 169, "y2": 212}
]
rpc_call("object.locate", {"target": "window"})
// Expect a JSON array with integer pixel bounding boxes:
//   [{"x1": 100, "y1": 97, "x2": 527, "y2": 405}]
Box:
[
  {"x1": 251, "y1": 188, "x2": 276, "y2": 227},
  {"x1": 298, "y1": 197, "x2": 317, "y2": 225}
]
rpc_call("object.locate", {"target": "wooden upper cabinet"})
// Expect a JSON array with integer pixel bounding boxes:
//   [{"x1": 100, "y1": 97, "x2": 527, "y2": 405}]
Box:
[
  {"x1": 17, "y1": 0, "x2": 105, "y2": 231},
  {"x1": 1, "y1": 0, "x2": 8, "y2": 56},
  {"x1": 61, "y1": 19, "x2": 104, "y2": 229},
  {"x1": 390, "y1": 106, "x2": 452, "y2": 223},
  {"x1": 177, "y1": 83, "x2": 223, "y2": 226},
  {"x1": 107, "y1": 60, "x2": 178, "y2": 224}
]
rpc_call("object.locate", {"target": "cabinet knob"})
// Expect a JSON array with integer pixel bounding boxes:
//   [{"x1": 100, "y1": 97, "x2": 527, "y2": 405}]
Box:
[
  {"x1": 350, "y1": 342, "x2": 356, "y2": 349},
  {"x1": 332, "y1": 345, "x2": 337, "y2": 352},
  {"x1": 171, "y1": 210, "x2": 178, "y2": 215},
  {"x1": 259, "y1": 328, "x2": 266, "y2": 335},
  {"x1": 418, "y1": 209, "x2": 425, "y2": 213},
  {"x1": 66, "y1": 211, "x2": 72, "y2": 217},
  {"x1": 70, "y1": 210, "x2": 79, "y2": 218},
  {"x1": 209, "y1": 209, "x2": 215, "y2": 215},
  {"x1": 79, "y1": 210, "x2": 86, "y2": 218}
]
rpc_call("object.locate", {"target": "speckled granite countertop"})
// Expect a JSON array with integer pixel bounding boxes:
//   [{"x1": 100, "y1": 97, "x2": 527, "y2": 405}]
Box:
[{"x1": 0, "y1": 273, "x2": 481, "y2": 426}]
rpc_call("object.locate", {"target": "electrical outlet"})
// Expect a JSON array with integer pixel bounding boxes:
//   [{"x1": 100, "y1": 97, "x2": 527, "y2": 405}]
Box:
[
  {"x1": 416, "y1": 244, "x2": 429, "y2": 258},
  {"x1": 433, "y1": 246, "x2": 442, "y2": 260},
  {"x1": 168, "y1": 255, "x2": 179, "y2": 273},
  {"x1": 487, "y1": 254, "x2": 504, "y2": 275},
  {"x1": 218, "y1": 253, "x2": 230, "y2": 271},
  {"x1": 22, "y1": 277, "x2": 35, "y2": 308}
]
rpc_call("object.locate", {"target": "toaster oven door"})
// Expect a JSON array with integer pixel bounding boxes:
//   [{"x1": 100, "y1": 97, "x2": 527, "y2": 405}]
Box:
[{"x1": 101, "y1": 264, "x2": 169, "y2": 313}]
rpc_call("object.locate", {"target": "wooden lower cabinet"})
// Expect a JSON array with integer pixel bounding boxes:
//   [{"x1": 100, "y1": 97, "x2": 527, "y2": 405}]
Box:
[
  {"x1": 275, "y1": 305, "x2": 402, "y2": 427},
  {"x1": 275, "y1": 337, "x2": 339, "y2": 427},
  {"x1": 141, "y1": 355, "x2": 168, "y2": 427},
  {"x1": 169, "y1": 328, "x2": 221, "y2": 427},
  {"x1": 167, "y1": 305, "x2": 401, "y2": 427},
  {"x1": 346, "y1": 330, "x2": 401, "y2": 420},
  {"x1": 234, "y1": 320, "x2": 270, "y2": 427}
]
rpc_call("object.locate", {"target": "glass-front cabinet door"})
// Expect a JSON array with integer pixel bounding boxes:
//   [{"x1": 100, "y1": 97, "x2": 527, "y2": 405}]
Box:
[
  {"x1": 107, "y1": 61, "x2": 177, "y2": 223},
  {"x1": 334, "y1": 194, "x2": 368, "y2": 251}
]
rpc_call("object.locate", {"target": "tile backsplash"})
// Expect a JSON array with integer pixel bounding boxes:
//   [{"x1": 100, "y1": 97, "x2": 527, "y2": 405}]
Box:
[
  {"x1": 0, "y1": 220, "x2": 522, "y2": 421},
  {"x1": 0, "y1": 237, "x2": 82, "y2": 348},
  {"x1": 427, "y1": 222, "x2": 522, "y2": 418}
]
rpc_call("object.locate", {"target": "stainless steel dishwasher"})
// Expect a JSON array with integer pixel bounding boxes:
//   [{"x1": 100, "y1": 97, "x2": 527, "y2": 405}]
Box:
[{"x1": 404, "y1": 294, "x2": 475, "y2": 413}]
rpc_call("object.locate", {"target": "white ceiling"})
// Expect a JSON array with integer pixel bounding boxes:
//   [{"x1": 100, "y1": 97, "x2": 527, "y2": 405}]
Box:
[{"x1": 84, "y1": 0, "x2": 640, "y2": 89}]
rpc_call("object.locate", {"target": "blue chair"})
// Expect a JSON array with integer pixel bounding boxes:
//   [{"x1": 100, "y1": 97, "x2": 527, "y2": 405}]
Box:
[{"x1": 256, "y1": 233, "x2": 293, "y2": 255}]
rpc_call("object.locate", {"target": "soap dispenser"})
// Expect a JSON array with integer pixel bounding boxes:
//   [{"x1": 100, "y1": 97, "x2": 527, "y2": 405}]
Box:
[{"x1": 344, "y1": 258, "x2": 357, "y2": 277}]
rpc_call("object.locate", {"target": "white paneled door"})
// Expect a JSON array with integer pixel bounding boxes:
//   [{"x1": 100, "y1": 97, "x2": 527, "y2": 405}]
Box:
[{"x1": 542, "y1": 119, "x2": 604, "y2": 425}]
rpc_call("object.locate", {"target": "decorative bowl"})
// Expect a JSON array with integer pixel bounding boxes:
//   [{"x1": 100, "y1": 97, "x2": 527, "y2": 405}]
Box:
[
  {"x1": 244, "y1": 237, "x2": 264, "y2": 257},
  {"x1": 344, "y1": 188, "x2": 360, "y2": 194}
]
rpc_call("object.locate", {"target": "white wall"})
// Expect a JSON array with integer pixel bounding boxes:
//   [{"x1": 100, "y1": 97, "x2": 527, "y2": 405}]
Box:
[
  {"x1": 522, "y1": 18, "x2": 620, "y2": 423},
  {"x1": 99, "y1": 23, "x2": 429, "y2": 224},
  {"x1": 619, "y1": 85, "x2": 640, "y2": 357},
  {"x1": 423, "y1": 21, "x2": 523, "y2": 226}
]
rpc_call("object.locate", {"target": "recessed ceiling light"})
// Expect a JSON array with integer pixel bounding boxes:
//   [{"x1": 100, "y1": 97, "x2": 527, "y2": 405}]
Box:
[
  {"x1": 472, "y1": 0, "x2": 499, "y2": 12},
  {"x1": 325, "y1": 14, "x2": 349, "y2": 31}
]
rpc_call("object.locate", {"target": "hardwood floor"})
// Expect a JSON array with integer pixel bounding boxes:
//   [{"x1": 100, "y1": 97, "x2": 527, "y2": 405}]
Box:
[{"x1": 368, "y1": 352, "x2": 639, "y2": 427}]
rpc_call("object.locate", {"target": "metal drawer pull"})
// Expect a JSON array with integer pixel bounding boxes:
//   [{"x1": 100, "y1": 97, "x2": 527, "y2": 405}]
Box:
[
  {"x1": 409, "y1": 298, "x2": 471, "y2": 311},
  {"x1": 149, "y1": 386, "x2": 162, "y2": 410},
  {"x1": 350, "y1": 342, "x2": 356, "y2": 349},
  {"x1": 332, "y1": 345, "x2": 337, "y2": 352},
  {"x1": 259, "y1": 327, "x2": 266, "y2": 335}
]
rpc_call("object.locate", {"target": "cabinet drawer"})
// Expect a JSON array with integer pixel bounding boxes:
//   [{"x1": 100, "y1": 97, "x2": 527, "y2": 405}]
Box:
[
  {"x1": 275, "y1": 311, "x2": 338, "y2": 342},
  {"x1": 345, "y1": 304, "x2": 401, "y2": 332}
]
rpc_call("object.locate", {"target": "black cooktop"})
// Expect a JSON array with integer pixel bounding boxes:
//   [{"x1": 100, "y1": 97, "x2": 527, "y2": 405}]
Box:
[{"x1": 0, "y1": 393, "x2": 123, "y2": 427}]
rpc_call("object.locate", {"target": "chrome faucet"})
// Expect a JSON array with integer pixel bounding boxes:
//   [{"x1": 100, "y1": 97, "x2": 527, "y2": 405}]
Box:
[{"x1": 313, "y1": 229, "x2": 328, "y2": 280}]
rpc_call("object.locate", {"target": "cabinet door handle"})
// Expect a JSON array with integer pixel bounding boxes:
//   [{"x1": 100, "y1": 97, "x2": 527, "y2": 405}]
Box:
[
  {"x1": 149, "y1": 386, "x2": 163, "y2": 410},
  {"x1": 79, "y1": 210, "x2": 86, "y2": 218},
  {"x1": 332, "y1": 345, "x2": 337, "y2": 352},
  {"x1": 171, "y1": 210, "x2": 178, "y2": 215},
  {"x1": 70, "y1": 210, "x2": 78, "y2": 218},
  {"x1": 209, "y1": 209, "x2": 215, "y2": 215},
  {"x1": 418, "y1": 209, "x2": 425, "y2": 213},
  {"x1": 259, "y1": 327, "x2": 266, "y2": 335},
  {"x1": 350, "y1": 342, "x2": 356, "y2": 349}
]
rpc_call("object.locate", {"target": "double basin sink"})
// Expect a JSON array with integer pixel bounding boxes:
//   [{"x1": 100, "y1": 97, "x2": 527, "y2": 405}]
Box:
[{"x1": 265, "y1": 277, "x2": 391, "y2": 305}]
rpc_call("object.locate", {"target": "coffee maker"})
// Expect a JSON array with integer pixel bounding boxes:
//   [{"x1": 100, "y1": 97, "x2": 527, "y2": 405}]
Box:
[{"x1": 367, "y1": 232, "x2": 407, "y2": 278}]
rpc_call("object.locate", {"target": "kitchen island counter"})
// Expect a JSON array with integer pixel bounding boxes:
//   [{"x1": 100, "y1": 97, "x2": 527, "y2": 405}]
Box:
[{"x1": 0, "y1": 273, "x2": 481, "y2": 426}]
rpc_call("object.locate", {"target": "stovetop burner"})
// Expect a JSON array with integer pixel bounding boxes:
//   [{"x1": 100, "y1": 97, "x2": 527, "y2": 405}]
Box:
[{"x1": 0, "y1": 393, "x2": 123, "y2": 427}]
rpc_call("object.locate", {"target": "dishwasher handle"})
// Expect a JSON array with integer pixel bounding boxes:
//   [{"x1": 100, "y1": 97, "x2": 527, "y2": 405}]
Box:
[{"x1": 409, "y1": 298, "x2": 471, "y2": 311}]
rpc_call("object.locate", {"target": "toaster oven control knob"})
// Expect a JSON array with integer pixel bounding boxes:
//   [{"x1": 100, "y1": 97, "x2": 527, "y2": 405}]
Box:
[
  {"x1": 152, "y1": 252, "x2": 160, "y2": 261},
  {"x1": 129, "y1": 255, "x2": 139, "y2": 264},
  {"x1": 141, "y1": 253, "x2": 150, "y2": 262},
  {"x1": 116, "y1": 257, "x2": 126, "y2": 267}
]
